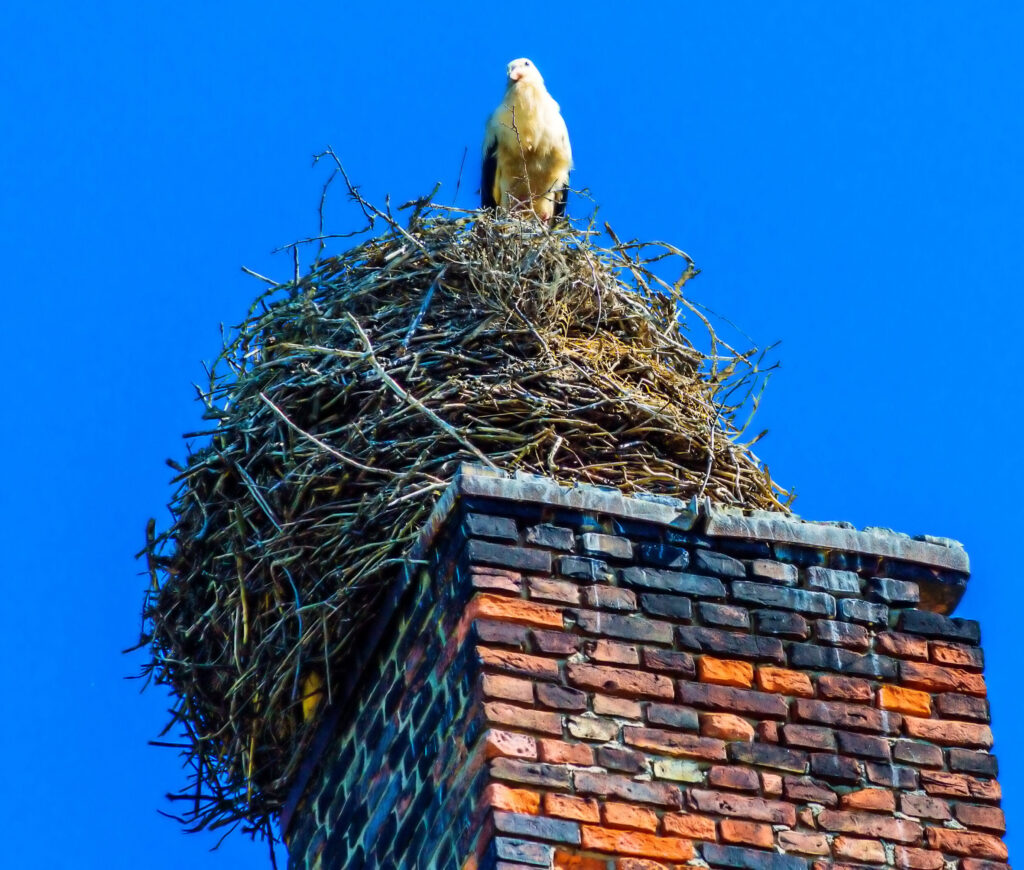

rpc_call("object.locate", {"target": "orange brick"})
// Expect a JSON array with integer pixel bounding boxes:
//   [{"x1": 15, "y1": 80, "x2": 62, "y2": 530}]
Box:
[
  {"x1": 930, "y1": 641, "x2": 983, "y2": 669},
  {"x1": 482, "y1": 673, "x2": 535, "y2": 703},
  {"x1": 662, "y1": 812, "x2": 717, "y2": 840},
  {"x1": 903, "y1": 716, "x2": 994, "y2": 748},
  {"x1": 581, "y1": 826, "x2": 695, "y2": 861},
  {"x1": 484, "y1": 701, "x2": 563, "y2": 736},
  {"x1": 482, "y1": 783, "x2": 540, "y2": 815},
  {"x1": 540, "y1": 738, "x2": 595, "y2": 766},
  {"x1": 699, "y1": 712, "x2": 754, "y2": 741},
  {"x1": 594, "y1": 693, "x2": 644, "y2": 719},
  {"x1": 761, "y1": 773, "x2": 783, "y2": 796},
  {"x1": 483, "y1": 728, "x2": 537, "y2": 760},
  {"x1": 893, "y1": 845, "x2": 945, "y2": 869},
  {"x1": 546, "y1": 792, "x2": 601, "y2": 823},
  {"x1": 568, "y1": 663, "x2": 675, "y2": 699},
  {"x1": 588, "y1": 638, "x2": 641, "y2": 665},
  {"x1": 834, "y1": 836, "x2": 886, "y2": 863},
  {"x1": 757, "y1": 667, "x2": 814, "y2": 697},
  {"x1": 604, "y1": 801, "x2": 659, "y2": 832},
  {"x1": 840, "y1": 788, "x2": 896, "y2": 812},
  {"x1": 698, "y1": 657, "x2": 754, "y2": 688},
  {"x1": 468, "y1": 592, "x2": 565, "y2": 628},
  {"x1": 925, "y1": 828, "x2": 1008, "y2": 861},
  {"x1": 720, "y1": 819, "x2": 773, "y2": 848},
  {"x1": 900, "y1": 661, "x2": 987, "y2": 696},
  {"x1": 477, "y1": 646, "x2": 560, "y2": 680},
  {"x1": 554, "y1": 851, "x2": 609, "y2": 870},
  {"x1": 879, "y1": 685, "x2": 932, "y2": 717},
  {"x1": 617, "y1": 860, "x2": 672, "y2": 870}
]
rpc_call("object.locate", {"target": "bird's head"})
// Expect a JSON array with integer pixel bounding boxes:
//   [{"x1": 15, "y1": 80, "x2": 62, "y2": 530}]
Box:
[{"x1": 506, "y1": 57, "x2": 544, "y2": 87}]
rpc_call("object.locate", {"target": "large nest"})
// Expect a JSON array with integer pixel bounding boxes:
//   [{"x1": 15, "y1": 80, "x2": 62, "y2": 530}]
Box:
[{"x1": 140, "y1": 187, "x2": 790, "y2": 843}]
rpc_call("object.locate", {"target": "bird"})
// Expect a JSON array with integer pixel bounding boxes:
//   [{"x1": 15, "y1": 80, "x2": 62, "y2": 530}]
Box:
[{"x1": 482, "y1": 58, "x2": 572, "y2": 223}]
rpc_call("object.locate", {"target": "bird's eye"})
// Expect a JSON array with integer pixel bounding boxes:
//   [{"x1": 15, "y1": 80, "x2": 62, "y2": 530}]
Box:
[{"x1": 524, "y1": 61, "x2": 531, "y2": 66}]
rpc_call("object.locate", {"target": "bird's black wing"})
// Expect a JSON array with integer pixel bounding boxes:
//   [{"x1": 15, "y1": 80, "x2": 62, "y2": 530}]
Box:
[
  {"x1": 553, "y1": 177, "x2": 569, "y2": 219},
  {"x1": 481, "y1": 140, "x2": 498, "y2": 209}
]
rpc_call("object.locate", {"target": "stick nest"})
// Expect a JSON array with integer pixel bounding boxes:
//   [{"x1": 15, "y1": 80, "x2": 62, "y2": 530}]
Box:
[{"x1": 139, "y1": 200, "x2": 790, "y2": 842}]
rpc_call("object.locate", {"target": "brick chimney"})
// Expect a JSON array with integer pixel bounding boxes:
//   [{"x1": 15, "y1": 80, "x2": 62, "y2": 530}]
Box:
[{"x1": 281, "y1": 465, "x2": 1006, "y2": 870}]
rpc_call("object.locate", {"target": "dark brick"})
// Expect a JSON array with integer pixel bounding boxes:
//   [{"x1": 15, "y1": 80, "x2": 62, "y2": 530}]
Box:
[
  {"x1": 694, "y1": 549, "x2": 747, "y2": 578},
  {"x1": 582, "y1": 585, "x2": 636, "y2": 611},
  {"x1": 869, "y1": 577, "x2": 920, "y2": 604},
  {"x1": 749, "y1": 559, "x2": 798, "y2": 585},
  {"x1": 621, "y1": 566, "x2": 726, "y2": 598},
  {"x1": 937, "y1": 693, "x2": 990, "y2": 722},
  {"x1": 475, "y1": 620, "x2": 530, "y2": 647},
  {"x1": 865, "y1": 761, "x2": 917, "y2": 789},
  {"x1": 794, "y1": 699, "x2": 898, "y2": 733},
  {"x1": 580, "y1": 532, "x2": 633, "y2": 561},
  {"x1": 638, "y1": 542, "x2": 690, "y2": 569},
  {"x1": 931, "y1": 641, "x2": 985, "y2": 669},
  {"x1": 893, "y1": 739, "x2": 944, "y2": 768},
  {"x1": 731, "y1": 581, "x2": 836, "y2": 616},
  {"x1": 493, "y1": 812, "x2": 581, "y2": 845},
  {"x1": 494, "y1": 837, "x2": 554, "y2": 866},
  {"x1": 574, "y1": 770, "x2": 682, "y2": 807},
  {"x1": 558, "y1": 556, "x2": 612, "y2": 582},
  {"x1": 783, "y1": 775, "x2": 840, "y2": 807},
  {"x1": 813, "y1": 620, "x2": 870, "y2": 650},
  {"x1": 466, "y1": 512, "x2": 520, "y2": 541},
  {"x1": 727, "y1": 742, "x2": 808, "y2": 773},
  {"x1": 949, "y1": 748, "x2": 999, "y2": 777},
  {"x1": 835, "y1": 730, "x2": 891, "y2": 760},
  {"x1": 898, "y1": 609, "x2": 980, "y2": 643},
  {"x1": 782, "y1": 725, "x2": 836, "y2": 751},
  {"x1": 805, "y1": 566, "x2": 861, "y2": 594},
  {"x1": 536, "y1": 683, "x2": 587, "y2": 711},
  {"x1": 809, "y1": 753, "x2": 860, "y2": 783},
  {"x1": 642, "y1": 648, "x2": 696, "y2": 678},
  {"x1": 525, "y1": 523, "x2": 575, "y2": 550},
  {"x1": 788, "y1": 643, "x2": 896, "y2": 678},
  {"x1": 491, "y1": 758, "x2": 572, "y2": 788},
  {"x1": 708, "y1": 765, "x2": 761, "y2": 791},
  {"x1": 753, "y1": 610, "x2": 809, "y2": 638},
  {"x1": 699, "y1": 602, "x2": 751, "y2": 629},
  {"x1": 838, "y1": 597, "x2": 888, "y2": 626},
  {"x1": 647, "y1": 702, "x2": 700, "y2": 731},
  {"x1": 575, "y1": 610, "x2": 673, "y2": 643},
  {"x1": 531, "y1": 628, "x2": 580, "y2": 654},
  {"x1": 468, "y1": 539, "x2": 551, "y2": 573},
  {"x1": 641, "y1": 593, "x2": 693, "y2": 621},
  {"x1": 596, "y1": 745, "x2": 647, "y2": 773},
  {"x1": 953, "y1": 803, "x2": 1006, "y2": 833},
  {"x1": 688, "y1": 790, "x2": 797, "y2": 825},
  {"x1": 676, "y1": 625, "x2": 784, "y2": 662},
  {"x1": 901, "y1": 793, "x2": 952, "y2": 821},
  {"x1": 676, "y1": 682, "x2": 789, "y2": 718},
  {"x1": 702, "y1": 843, "x2": 808, "y2": 870}
]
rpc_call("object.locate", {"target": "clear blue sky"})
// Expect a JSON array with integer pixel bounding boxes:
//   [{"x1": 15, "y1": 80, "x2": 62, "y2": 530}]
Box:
[{"x1": 1, "y1": 3, "x2": 1020, "y2": 867}]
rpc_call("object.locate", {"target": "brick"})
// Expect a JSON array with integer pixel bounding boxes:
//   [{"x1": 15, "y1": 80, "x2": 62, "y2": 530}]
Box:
[
  {"x1": 662, "y1": 812, "x2": 717, "y2": 839},
  {"x1": 484, "y1": 674, "x2": 536, "y2": 703},
  {"x1": 838, "y1": 597, "x2": 888, "y2": 626},
  {"x1": 879, "y1": 685, "x2": 932, "y2": 717},
  {"x1": 783, "y1": 775, "x2": 839, "y2": 806},
  {"x1": 574, "y1": 770, "x2": 683, "y2": 808},
  {"x1": 806, "y1": 566, "x2": 861, "y2": 594},
  {"x1": 756, "y1": 720, "x2": 780, "y2": 742},
  {"x1": 603, "y1": 801, "x2": 659, "y2": 832},
  {"x1": 597, "y1": 745, "x2": 647, "y2": 774},
  {"x1": 537, "y1": 683, "x2": 588, "y2": 711},
  {"x1": 688, "y1": 789, "x2": 797, "y2": 825},
  {"x1": 876, "y1": 631, "x2": 929, "y2": 660},
  {"x1": 579, "y1": 826, "x2": 695, "y2": 861},
  {"x1": 492, "y1": 758, "x2": 573, "y2": 788},
  {"x1": 794, "y1": 698, "x2": 898, "y2": 733},
  {"x1": 782, "y1": 724, "x2": 836, "y2": 751},
  {"x1": 720, "y1": 819, "x2": 773, "y2": 849},
  {"x1": 584, "y1": 585, "x2": 638, "y2": 611},
  {"x1": 954, "y1": 802, "x2": 1006, "y2": 832},
  {"x1": 495, "y1": 837, "x2": 554, "y2": 866},
  {"x1": 709, "y1": 765, "x2": 760, "y2": 791},
  {"x1": 809, "y1": 753, "x2": 860, "y2": 783},
  {"x1": 476, "y1": 619, "x2": 532, "y2": 647},
  {"x1": 818, "y1": 675, "x2": 874, "y2": 703},
  {"x1": 699, "y1": 657, "x2": 755, "y2": 688},
  {"x1": 814, "y1": 619, "x2": 870, "y2": 650},
  {"x1": 484, "y1": 729, "x2": 539, "y2": 759},
  {"x1": 694, "y1": 549, "x2": 747, "y2": 577},
  {"x1": 621, "y1": 566, "x2": 726, "y2": 598},
  {"x1": 835, "y1": 730, "x2": 891, "y2": 760},
  {"x1": 731, "y1": 581, "x2": 836, "y2": 616},
  {"x1": 642, "y1": 648, "x2": 695, "y2": 678},
  {"x1": 700, "y1": 713, "x2": 755, "y2": 741},
  {"x1": 728, "y1": 741, "x2": 808, "y2": 777},
  {"x1": 469, "y1": 540, "x2": 552, "y2": 572},
  {"x1": 840, "y1": 788, "x2": 896, "y2": 812},
  {"x1": 637, "y1": 542, "x2": 690, "y2": 569},
  {"x1": 533, "y1": 628, "x2": 582, "y2": 654},
  {"x1": 892, "y1": 740, "x2": 943, "y2": 768},
  {"x1": 586, "y1": 638, "x2": 640, "y2": 665},
  {"x1": 553, "y1": 853, "x2": 606, "y2": 870},
  {"x1": 899, "y1": 660, "x2": 986, "y2": 696},
  {"x1": 777, "y1": 832, "x2": 829, "y2": 856},
  {"x1": 924, "y1": 828, "x2": 1007, "y2": 860},
  {"x1": 531, "y1": 577, "x2": 582, "y2": 604},
  {"x1": 817, "y1": 809, "x2": 923, "y2": 843},
  {"x1": 833, "y1": 836, "x2": 885, "y2": 864},
  {"x1": 898, "y1": 609, "x2": 980, "y2": 643},
  {"x1": 753, "y1": 610, "x2": 809, "y2": 638},
  {"x1": 962, "y1": 861, "x2": 1012, "y2": 870},
  {"x1": 483, "y1": 783, "x2": 542, "y2": 815},
  {"x1": 560, "y1": 556, "x2": 613, "y2": 582},
  {"x1": 936, "y1": 692, "x2": 989, "y2": 721},
  {"x1": 544, "y1": 793, "x2": 601, "y2": 823},
  {"x1": 869, "y1": 577, "x2": 920, "y2": 604},
  {"x1": 920, "y1": 769, "x2": 996, "y2": 799},
  {"x1": 477, "y1": 646, "x2": 561, "y2": 680},
  {"x1": 788, "y1": 644, "x2": 896, "y2": 678},
  {"x1": 568, "y1": 663, "x2": 675, "y2": 700},
  {"x1": 865, "y1": 761, "x2": 917, "y2": 789},
  {"x1": 576, "y1": 611, "x2": 674, "y2": 644},
  {"x1": 702, "y1": 843, "x2": 809, "y2": 870},
  {"x1": 903, "y1": 716, "x2": 993, "y2": 748},
  {"x1": 677, "y1": 626, "x2": 785, "y2": 662},
  {"x1": 948, "y1": 748, "x2": 998, "y2": 777},
  {"x1": 892, "y1": 846, "x2": 944, "y2": 870},
  {"x1": 756, "y1": 667, "x2": 813, "y2": 697},
  {"x1": 581, "y1": 532, "x2": 633, "y2": 560},
  {"x1": 677, "y1": 682, "x2": 789, "y2": 718},
  {"x1": 616, "y1": 860, "x2": 671, "y2": 870},
  {"x1": 930, "y1": 640, "x2": 984, "y2": 669},
  {"x1": 594, "y1": 694, "x2": 644, "y2": 719},
  {"x1": 699, "y1": 602, "x2": 751, "y2": 629},
  {"x1": 484, "y1": 702, "x2": 563, "y2": 736},
  {"x1": 623, "y1": 725, "x2": 728, "y2": 761},
  {"x1": 640, "y1": 594, "x2": 693, "y2": 622},
  {"x1": 467, "y1": 513, "x2": 519, "y2": 541},
  {"x1": 539, "y1": 739, "x2": 594, "y2": 766},
  {"x1": 494, "y1": 812, "x2": 582, "y2": 845},
  {"x1": 526, "y1": 523, "x2": 575, "y2": 550},
  {"x1": 760, "y1": 772, "x2": 783, "y2": 796},
  {"x1": 900, "y1": 793, "x2": 951, "y2": 820},
  {"x1": 472, "y1": 566, "x2": 524, "y2": 593},
  {"x1": 652, "y1": 758, "x2": 704, "y2": 783},
  {"x1": 647, "y1": 703, "x2": 700, "y2": 731}
]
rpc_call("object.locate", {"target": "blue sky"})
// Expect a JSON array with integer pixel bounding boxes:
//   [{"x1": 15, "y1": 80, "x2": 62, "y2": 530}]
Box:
[{"x1": 1, "y1": 2, "x2": 1020, "y2": 867}]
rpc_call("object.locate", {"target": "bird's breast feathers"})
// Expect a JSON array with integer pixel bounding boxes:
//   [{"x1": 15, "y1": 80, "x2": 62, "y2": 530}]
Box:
[{"x1": 488, "y1": 83, "x2": 571, "y2": 163}]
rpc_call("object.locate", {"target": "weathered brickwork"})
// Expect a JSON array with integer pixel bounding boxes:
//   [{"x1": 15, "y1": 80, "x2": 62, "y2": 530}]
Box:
[{"x1": 285, "y1": 467, "x2": 1006, "y2": 870}]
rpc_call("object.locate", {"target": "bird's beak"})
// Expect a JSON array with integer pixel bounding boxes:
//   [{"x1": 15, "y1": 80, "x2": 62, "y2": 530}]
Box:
[{"x1": 508, "y1": 68, "x2": 522, "y2": 82}]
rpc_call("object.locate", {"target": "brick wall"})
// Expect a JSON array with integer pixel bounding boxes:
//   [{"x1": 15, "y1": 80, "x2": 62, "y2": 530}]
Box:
[{"x1": 284, "y1": 466, "x2": 1007, "y2": 870}]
